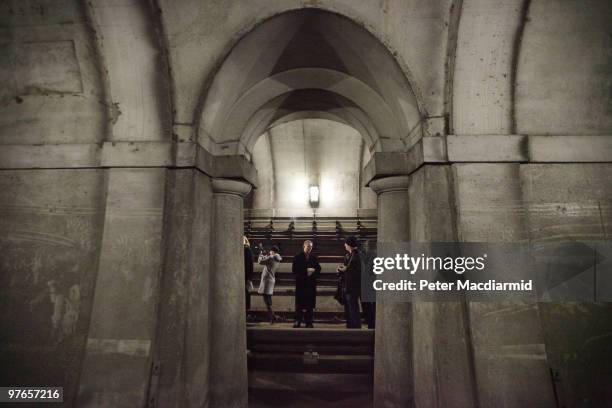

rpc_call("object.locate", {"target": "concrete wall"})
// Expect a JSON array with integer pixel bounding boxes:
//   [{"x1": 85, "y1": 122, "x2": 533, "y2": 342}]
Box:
[
  {"x1": 452, "y1": 163, "x2": 556, "y2": 407},
  {"x1": 0, "y1": 169, "x2": 106, "y2": 405},
  {"x1": 522, "y1": 164, "x2": 612, "y2": 407},
  {"x1": 360, "y1": 146, "x2": 377, "y2": 209},
  {"x1": 0, "y1": 0, "x2": 107, "y2": 144},
  {"x1": 87, "y1": 0, "x2": 173, "y2": 142},
  {"x1": 392, "y1": 159, "x2": 612, "y2": 407},
  {"x1": 445, "y1": 1, "x2": 612, "y2": 404},
  {"x1": 250, "y1": 133, "x2": 275, "y2": 210},
  {"x1": 516, "y1": 0, "x2": 612, "y2": 134}
]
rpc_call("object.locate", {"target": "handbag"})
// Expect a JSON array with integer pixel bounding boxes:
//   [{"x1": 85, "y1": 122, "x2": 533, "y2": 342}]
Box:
[{"x1": 334, "y1": 272, "x2": 345, "y2": 305}]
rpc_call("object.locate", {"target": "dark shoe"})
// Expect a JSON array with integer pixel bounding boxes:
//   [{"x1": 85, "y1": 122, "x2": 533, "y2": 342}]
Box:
[
  {"x1": 293, "y1": 321, "x2": 301, "y2": 328},
  {"x1": 305, "y1": 323, "x2": 314, "y2": 328}
]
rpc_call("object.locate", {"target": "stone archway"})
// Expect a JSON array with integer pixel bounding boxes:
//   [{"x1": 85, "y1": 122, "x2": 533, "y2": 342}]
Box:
[
  {"x1": 197, "y1": 8, "x2": 424, "y2": 157},
  {"x1": 195, "y1": 8, "x2": 427, "y2": 407}
]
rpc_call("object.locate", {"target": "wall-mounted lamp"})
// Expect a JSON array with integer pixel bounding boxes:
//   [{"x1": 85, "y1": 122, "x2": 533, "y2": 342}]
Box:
[{"x1": 309, "y1": 185, "x2": 319, "y2": 206}]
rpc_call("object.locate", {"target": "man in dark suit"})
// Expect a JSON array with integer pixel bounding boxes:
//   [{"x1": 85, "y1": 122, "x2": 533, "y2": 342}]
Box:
[{"x1": 292, "y1": 240, "x2": 321, "y2": 328}]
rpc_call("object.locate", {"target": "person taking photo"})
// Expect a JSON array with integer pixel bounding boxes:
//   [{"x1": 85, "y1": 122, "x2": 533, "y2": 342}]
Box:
[{"x1": 258, "y1": 245, "x2": 282, "y2": 324}]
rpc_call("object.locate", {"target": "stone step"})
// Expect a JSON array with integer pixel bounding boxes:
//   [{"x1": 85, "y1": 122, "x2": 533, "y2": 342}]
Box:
[
  {"x1": 247, "y1": 353, "x2": 373, "y2": 374},
  {"x1": 248, "y1": 311, "x2": 346, "y2": 323},
  {"x1": 250, "y1": 285, "x2": 337, "y2": 295},
  {"x1": 251, "y1": 276, "x2": 338, "y2": 287},
  {"x1": 249, "y1": 290, "x2": 343, "y2": 312},
  {"x1": 248, "y1": 342, "x2": 372, "y2": 355},
  {"x1": 253, "y1": 262, "x2": 342, "y2": 273},
  {"x1": 246, "y1": 327, "x2": 374, "y2": 374},
  {"x1": 247, "y1": 327, "x2": 374, "y2": 352}
]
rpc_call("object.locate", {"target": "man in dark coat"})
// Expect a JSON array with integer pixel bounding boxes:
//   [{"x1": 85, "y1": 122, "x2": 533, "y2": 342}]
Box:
[
  {"x1": 359, "y1": 240, "x2": 376, "y2": 329},
  {"x1": 338, "y1": 236, "x2": 362, "y2": 328},
  {"x1": 292, "y1": 240, "x2": 321, "y2": 328}
]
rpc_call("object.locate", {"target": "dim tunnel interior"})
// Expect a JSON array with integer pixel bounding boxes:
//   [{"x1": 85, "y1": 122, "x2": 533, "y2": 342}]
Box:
[
  {"x1": 195, "y1": 9, "x2": 422, "y2": 406},
  {"x1": 244, "y1": 118, "x2": 377, "y2": 407},
  {"x1": 3, "y1": 1, "x2": 611, "y2": 407}
]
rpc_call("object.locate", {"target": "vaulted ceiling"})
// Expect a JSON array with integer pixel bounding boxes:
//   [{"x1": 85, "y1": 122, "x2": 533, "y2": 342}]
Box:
[
  {"x1": 1, "y1": 0, "x2": 611, "y2": 154},
  {"x1": 197, "y1": 9, "x2": 422, "y2": 157}
]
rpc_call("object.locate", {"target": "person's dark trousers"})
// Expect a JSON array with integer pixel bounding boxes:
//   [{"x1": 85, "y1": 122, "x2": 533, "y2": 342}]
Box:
[
  {"x1": 263, "y1": 294, "x2": 276, "y2": 323},
  {"x1": 245, "y1": 288, "x2": 251, "y2": 311},
  {"x1": 344, "y1": 293, "x2": 361, "y2": 329},
  {"x1": 295, "y1": 308, "x2": 314, "y2": 326},
  {"x1": 361, "y1": 300, "x2": 375, "y2": 329}
]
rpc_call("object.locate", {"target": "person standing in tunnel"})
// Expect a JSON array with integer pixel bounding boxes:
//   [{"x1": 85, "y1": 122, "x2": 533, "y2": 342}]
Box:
[
  {"x1": 338, "y1": 236, "x2": 362, "y2": 329},
  {"x1": 258, "y1": 245, "x2": 282, "y2": 324},
  {"x1": 359, "y1": 240, "x2": 376, "y2": 329},
  {"x1": 243, "y1": 236, "x2": 254, "y2": 322},
  {"x1": 292, "y1": 240, "x2": 321, "y2": 328}
]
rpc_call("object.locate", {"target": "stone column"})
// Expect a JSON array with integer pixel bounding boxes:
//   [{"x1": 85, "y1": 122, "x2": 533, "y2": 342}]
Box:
[
  {"x1": 209, "y1": 178, "x2": 252, "y2": 408},
  {"x1": 369, "y1": 176, "x2": 414, "y2": 408}
]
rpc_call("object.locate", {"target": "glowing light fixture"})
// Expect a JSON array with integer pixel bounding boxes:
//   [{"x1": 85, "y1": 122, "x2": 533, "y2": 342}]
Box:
[
  {"x1": 309, "y1": 185, "x2": 320, "y2": 205},
  {"x1": 291, "y1": 176, "x2": 308, "y2": 205}
]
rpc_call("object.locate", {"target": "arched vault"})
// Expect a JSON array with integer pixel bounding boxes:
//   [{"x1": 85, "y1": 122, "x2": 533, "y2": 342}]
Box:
[{"x1": 197, "y1": 9, "x2": 423, "y2": 157}]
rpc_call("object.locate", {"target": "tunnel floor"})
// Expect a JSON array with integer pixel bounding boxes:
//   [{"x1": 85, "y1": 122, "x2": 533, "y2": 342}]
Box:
[
  {"x1": 247, "y1": 322, "x2": 374, "y2": 407},
  {"x1": 249, "y1": 371, "x2": 373, "y2": 407}
]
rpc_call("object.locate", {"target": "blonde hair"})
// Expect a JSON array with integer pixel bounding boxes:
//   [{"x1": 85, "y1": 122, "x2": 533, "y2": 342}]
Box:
[
  {"x1": 303, "y1": 240, "x2": 313, "y2": 246},
  {"x1": 243, "y1": 236, "x2": 250, "y2": 246}
]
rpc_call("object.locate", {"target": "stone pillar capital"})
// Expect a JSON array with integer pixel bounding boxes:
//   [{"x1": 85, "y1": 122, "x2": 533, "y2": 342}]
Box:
[
  {"x1": 369, "y1": 175, "x2": 410, "y2": 195},
  {"x1": 211, "y1": 178, "x2": 252, "y2": 197}
]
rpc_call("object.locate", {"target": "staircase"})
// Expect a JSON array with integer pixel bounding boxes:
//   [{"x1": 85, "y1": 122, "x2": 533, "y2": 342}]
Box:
[
  {"x1": 245, "y1": 214, "x2": 377, "y2": 407},
  {"x1": 247, "y1": 327, "x2": 374, "y2": 374}
]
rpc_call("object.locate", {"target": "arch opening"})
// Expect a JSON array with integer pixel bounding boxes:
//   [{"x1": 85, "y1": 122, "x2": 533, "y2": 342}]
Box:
[
  {"x1": 198, "y1": 9, "x2": 413, "y2": 406},
  {"x1": 198, "y1": 8, "x2": 423, "y2": 157},
  {"x1": 248, "y1": 118, "x2": 377, "y2": 218}
]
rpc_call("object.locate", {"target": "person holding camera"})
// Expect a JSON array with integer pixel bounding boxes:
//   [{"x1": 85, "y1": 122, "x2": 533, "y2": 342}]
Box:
[
  {"x1": 292, "y1": 240, "x2": 321, "y2": 328},
  {"x1": 257, "y1": 245, "x2": 282, "y2": 324}
]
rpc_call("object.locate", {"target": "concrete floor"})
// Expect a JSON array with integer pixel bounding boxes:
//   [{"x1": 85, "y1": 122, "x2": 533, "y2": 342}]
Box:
[{"x1": 249, "y1": 371, "x2": 373, "y2": 408}]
